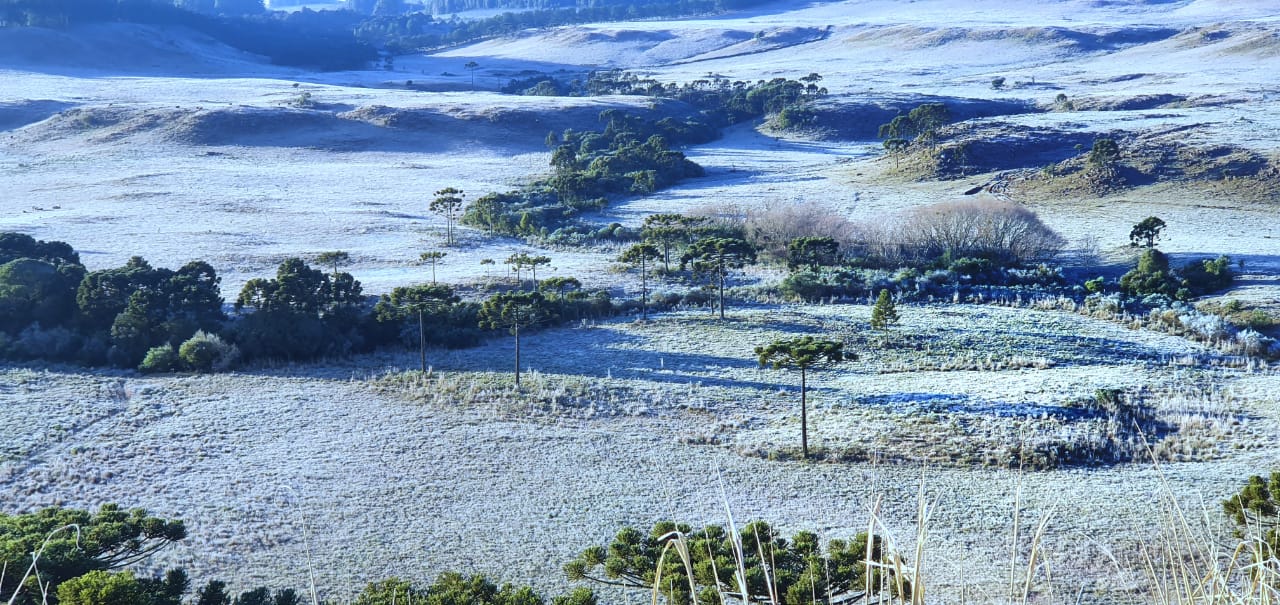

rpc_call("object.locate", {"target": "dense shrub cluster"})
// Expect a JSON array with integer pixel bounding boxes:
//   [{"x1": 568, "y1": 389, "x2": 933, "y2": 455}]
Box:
[
  {"x1": 504, "y1": 71, "x2": 826, "y2": 126},
  {"x1": 1118, "y1": 249, "x2": 1233, "y2": 301},
  {"x1": 463, "y1": 73, "x2": 826, "y2": 242},
  {"x1": 461, "y1": 112, "x2": 705, "y2": 238},
  {"x1": 1, "y1": 504, "x2": 591, "y2": 605},
  {"x1": 0, "y1": 234, "x2": 227, "y2": 367}
]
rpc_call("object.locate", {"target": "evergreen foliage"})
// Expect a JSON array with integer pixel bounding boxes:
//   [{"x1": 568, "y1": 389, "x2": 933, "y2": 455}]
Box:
[
  {"x1": 564, "y1": 520, "x2": 902, "y2": 605},
  {"x1": 315, "y1": 251, "x2": 350, "y2": 275},
  {"x1": 680, "y1": 237, "x2": 757, "y2": 319},
  {"x1": 0, "y1": 505, "x2": 186, "y2": 604},
  {"x1": 618, "y1": 242, "x2": 661, "y2": 320},
  {"x1": 1119, "y1": 249, "x2": 1233, "y2": 301},
  {"x1": 878, "y1": 102, "x2": 951, "y2": 147},
  {"x1": 755, "y1": 336, "x2": 846, "y2": 458},
  {"x1": 870, "y1": 289, "x2": 899, "y2": 330},
  {"x1": 1223, "y1": 471, "x2": 1280, "y2": 560},
  {"x1": 786, "y1": 236, "x2": 840, "y2": 272},
  {"x1": 431, "y1": 188, "x2": 466, "y2": 247},
  {"x1": 478, "y1": 291, "x2": 558, "y2": 386},
  {"x1": 1129, "y1": 216, "x2": 1166, "y2": 248}
]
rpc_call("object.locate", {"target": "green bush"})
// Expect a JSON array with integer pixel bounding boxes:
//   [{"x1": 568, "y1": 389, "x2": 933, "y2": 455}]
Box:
[
  {"x1": 1084, "y1": 275, "x2": 1106, "y2": 293},
  {"x1": 1119, "y1": 249, "x2": 1180, "y2": 298},
  {"x1": 779, "y1": 270, "x2": 833, "y2": 302},
  {"x1": 56, "y1": 571, "x2": 141, "y2": 605},
  {"x1": 139, "y1": 344, "x2": 180, "y2": 373},
  {"x1": 1222, "y1": 471, "x2": 1280, "y2": 561},
  {"x1": 1179, "y1": 255, "x2": 1233, "y2": 296},
  {"x1": 179, "y1": 330, "x2": 240, "y2": 372}
]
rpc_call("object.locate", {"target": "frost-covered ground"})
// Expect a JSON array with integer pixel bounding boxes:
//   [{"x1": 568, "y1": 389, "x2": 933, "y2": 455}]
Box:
[
  {"x1": 4, "y1": 305, "x2": 1278, "y2": 600},
  {"x1": 3, "y1": 0, "x2": 1280, "y2": 600}
]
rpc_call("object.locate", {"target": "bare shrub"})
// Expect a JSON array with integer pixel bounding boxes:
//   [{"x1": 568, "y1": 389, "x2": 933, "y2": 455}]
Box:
[
  {"x1": 693, "y1": 201, "x2": 857, "y2": 260},
  {"x1": 866, "y1": 199, "x2": 1066, "y2": 265}
]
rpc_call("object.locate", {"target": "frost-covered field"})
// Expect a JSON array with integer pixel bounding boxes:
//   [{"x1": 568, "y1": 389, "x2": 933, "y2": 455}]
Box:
[
  {"x1": 3, "y1": 0, "x2": 1280, "y2": 600},
  {"x1": 3, "y1": 305, "x2": 1279, "y2": 600}
]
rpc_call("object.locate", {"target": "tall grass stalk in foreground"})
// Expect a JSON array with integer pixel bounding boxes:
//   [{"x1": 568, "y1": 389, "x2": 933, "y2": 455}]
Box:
[
  {"x1": 1141, "y1": 452, "x2": 1279, "y2": 605},
  {"x1": 283, "y1": 486, "x2": 322, "y2": 605}
]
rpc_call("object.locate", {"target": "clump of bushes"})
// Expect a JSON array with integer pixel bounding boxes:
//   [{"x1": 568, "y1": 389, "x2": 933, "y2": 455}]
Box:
[
  {"x1": 1119, "y1": 249, "x2": 1233, "y2": 301},
  {"x1": 463, "y1": 113, "x2": 705, "y2": 238}
]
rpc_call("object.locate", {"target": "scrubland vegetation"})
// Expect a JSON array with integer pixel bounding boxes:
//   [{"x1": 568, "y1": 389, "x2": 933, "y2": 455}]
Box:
[{"x1": 4, "y1": 1, "x2": 1280, "y2": 603}]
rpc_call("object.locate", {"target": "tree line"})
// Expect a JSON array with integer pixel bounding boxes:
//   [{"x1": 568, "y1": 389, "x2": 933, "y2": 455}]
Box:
[
  {"x1": 0, "y1": 232, "x2": 618, "y2": 372},
  {"x1": 462, "y1": 74, "x2": 826, "y2": 243}
]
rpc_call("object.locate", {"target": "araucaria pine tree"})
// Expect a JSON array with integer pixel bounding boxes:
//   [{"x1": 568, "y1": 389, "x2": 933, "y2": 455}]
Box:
[{"x1": 870, "y1": 288, "x2": 899, "y2": 330}]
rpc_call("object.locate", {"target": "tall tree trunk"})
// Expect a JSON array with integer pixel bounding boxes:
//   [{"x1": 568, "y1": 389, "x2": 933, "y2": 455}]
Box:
[
  {"x1": 418, "y1": 309, "x2": 426, "y2": 374},
  {"x1": 514, "y1": 323, "x2": 521, "y2": 388},
  {"x1": 800, "y1": 367, "x2": 808, "y2": 459},
  {"x1": 718, "y1": 260, "x2": 726, "y2": 320},
  {"x1": 641, "y1": 254, "x2": 648, "y2": 321}
]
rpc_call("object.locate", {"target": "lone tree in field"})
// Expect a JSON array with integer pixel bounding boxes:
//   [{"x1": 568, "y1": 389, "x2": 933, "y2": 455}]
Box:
[
  {"x1": 1129, "y1": 216, "x2": 1166, "y2": 248},
  {"x1": 681, "y1": 237, "x2": 756, "y2": 320},
  {"x1": 315, "y1": 251, "x2": 350, "y2": 275},
  {"x1": 756, "y1": 336, "x2": 846, "y2": 459},
  {"x1": 419, "y1": 250, "x2": 446, "y2": 283},
  {"x1": 870, "y1": 289, "x2": 899, "y2": 330},
  {"x1": 376, "y1": 284, "x2": 458, "y2": 373},
  {"x1": 882, "y1": 137, "x2": 909, "y2": 167},
  {"x1": 430, "y1": 188, "x2": 465, "y2": 246},
  {"x1": 1222, "y1": 471, "x2": 1280, "y2": 561},
  {"x1": 478, "y1": 291, "x2": 557, "y2": 387},
  {"x1": 464, "y1": 60, "x2": 479, "y2": 86},
  {"x1": 618, "y1": 242, "x2": 661, "y2": 320},
  {"x1": 1087, "y1": 138, "x2": 1121, "y2": 171}
]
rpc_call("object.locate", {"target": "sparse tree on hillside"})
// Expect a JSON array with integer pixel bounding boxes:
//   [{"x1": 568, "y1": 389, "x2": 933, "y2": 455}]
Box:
[
  {"x1": 878, "y1": 103, "x2": 951, "y2": 148},
  {"x1": 465, "y1": 61, "x2": 479, "y2": 86},
  {"x1": 642, "y1": 213, "x2": 707, "y2": 273},
  {"x1": 756, "y1": 336, "x2": 847, "y2": 459},
  {"x1": 376, "y1": 284, "x2": 459, "y2": 373},
  {"x1": 1129, "y1": 216, "x2": 1166, "y2": 248},
  {"x1": 907, "y1": 102, "x2": 950, "y2": 147},
  {"x1": 505, "y1": 252, "x2": 551, "y2": 288},
  {"x1": 882, "y1": 137, "x2": 909, "y2": 167},
  {"x1": 420, "y1": 250, "x2": 446, "y2": 283},
  {"x1": 316, "y1": 251, "x2": 350, "y2": 276},
  {"x1": 1087, "y1": 138, "x2": 1121, "y2": 171},
  {"x1": 431, "y1": 188, "x2": 465, "y2": 247},
  {"x1": 478, "y1": 291, "x2": 557, "y2": 388},
  {"x1": 680, "y1": 237, "x2": 756, "y2": 319},
  {"x1": 618, "y1": 242, "x2": 661, "y2": 320}
]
